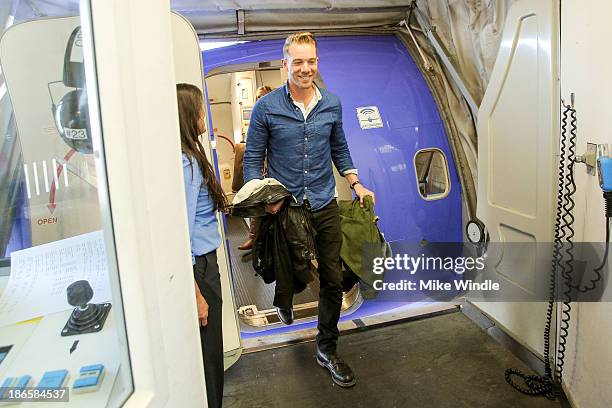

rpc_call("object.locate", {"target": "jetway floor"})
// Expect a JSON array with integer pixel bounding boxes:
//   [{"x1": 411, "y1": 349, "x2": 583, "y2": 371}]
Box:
[
  {"x1": 223, "y1": 311, "x2": 563, "y2": 408},
  {"x1": 226, "y1": 216, "x2": 319, "y2": 311}
]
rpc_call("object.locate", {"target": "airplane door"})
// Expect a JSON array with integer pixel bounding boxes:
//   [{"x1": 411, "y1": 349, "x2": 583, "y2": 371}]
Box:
[
  {"x1": 170, "y1": 13, "x2": 242, "y2": 365},
  {"x1": 471, "y1": 0, "x2": 559, "y2": 357}
]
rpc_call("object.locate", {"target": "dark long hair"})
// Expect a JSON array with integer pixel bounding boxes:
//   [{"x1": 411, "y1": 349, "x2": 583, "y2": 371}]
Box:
[{"x1": 176, "y1": 83, "x2": 227, "y2": 211}]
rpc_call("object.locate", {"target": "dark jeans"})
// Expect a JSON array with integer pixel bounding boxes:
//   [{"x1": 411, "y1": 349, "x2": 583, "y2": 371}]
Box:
[
  {"x1": 309, "y1": 200, "x2": 343, "y2": 354},
  {"x1": 193, "y1": 251, "x2": 224, "y2": 408}
]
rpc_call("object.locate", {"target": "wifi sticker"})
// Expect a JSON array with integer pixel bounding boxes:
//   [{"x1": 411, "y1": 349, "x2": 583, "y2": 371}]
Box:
[{"x1": 356, "y1": 106, "x2": 383, "y2": 129}]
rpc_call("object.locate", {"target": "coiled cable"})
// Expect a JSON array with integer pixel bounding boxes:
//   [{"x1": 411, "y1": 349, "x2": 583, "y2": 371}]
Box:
[
  {"x1": 504, "y1": 101, "x2": 577, "y2": 398},
  {"x1": 570, "y1": 194, "x2": 611, "y2": 293},
  {"x1": 556, "y1": 104, "x2": 577, "y2": 384}
]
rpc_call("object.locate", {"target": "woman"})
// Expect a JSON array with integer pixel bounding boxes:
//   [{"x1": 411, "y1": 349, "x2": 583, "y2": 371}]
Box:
[{"x1": 177, "y1": 83, "x2": 227, "y2": 408}]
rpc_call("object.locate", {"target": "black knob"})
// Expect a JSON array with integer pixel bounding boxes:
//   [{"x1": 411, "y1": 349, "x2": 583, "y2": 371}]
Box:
[{"x1": 66, "y1": 280, "x2": 93, "y2": 307}]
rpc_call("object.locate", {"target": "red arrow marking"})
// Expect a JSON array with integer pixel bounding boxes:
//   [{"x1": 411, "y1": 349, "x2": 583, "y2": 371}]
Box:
[{"x1": 48, "y1": 148, "x2": 76, "y2": 214}]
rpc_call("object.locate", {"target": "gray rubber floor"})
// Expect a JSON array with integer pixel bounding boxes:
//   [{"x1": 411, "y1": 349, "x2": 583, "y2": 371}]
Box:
[{"x1": 223, "y1": 311, "x2": 562, "y2": 408}]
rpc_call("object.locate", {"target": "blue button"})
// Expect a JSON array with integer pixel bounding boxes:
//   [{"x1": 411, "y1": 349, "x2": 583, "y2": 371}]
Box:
[
  {"x1": 80, "y1": 364, "x2": 104, "y2": 374},
  {"x1": 38, "y1": 369, "x2": 68, "y2": 389},
  {"x1": 14, "y1": 375, "x2": 31, "y2": 389},
  {"x1": 72, "y1": 364, "x2": 104, "y2": 393},
  {"x1": 1, "y1": 377, "x2": 14, "y2": 388},
  {"x1": 73, "y1": 376, "x2": 99, "y2": 388}
]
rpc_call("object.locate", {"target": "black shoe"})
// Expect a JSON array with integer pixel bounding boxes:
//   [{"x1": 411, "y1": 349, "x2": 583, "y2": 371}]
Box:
[
  {"x1": 316, "y1": 349, "x2": 356, "y2": 388},
  {"x1": 276, "y1": 307, "x2": 294, "y2": 325}
]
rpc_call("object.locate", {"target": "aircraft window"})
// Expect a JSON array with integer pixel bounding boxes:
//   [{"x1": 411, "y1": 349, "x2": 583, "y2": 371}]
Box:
[
  {"x1": 414, "y1": 149, "x2": 450, "y2": 200},
  {"x1": 0, "y1": 6, "x2": 133, "y2": 406}
]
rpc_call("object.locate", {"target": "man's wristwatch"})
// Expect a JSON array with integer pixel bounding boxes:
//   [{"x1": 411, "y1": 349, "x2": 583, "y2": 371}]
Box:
[{"x1": 350, "y1": 180, "x2": 361, "y2": 190}]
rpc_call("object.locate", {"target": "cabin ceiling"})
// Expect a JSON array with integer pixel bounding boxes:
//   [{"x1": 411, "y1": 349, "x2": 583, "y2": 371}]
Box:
[{"x1": 9, "y1": 1, "x2": 413, "y2": 36}]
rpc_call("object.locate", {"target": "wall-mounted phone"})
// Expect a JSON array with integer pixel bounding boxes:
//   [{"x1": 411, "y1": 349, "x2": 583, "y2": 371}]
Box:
[{"x1": 231, "y1": 74, "x2": 255, "y2": 142}]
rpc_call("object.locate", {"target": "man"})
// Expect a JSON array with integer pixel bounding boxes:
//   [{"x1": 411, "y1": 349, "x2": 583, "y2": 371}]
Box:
[
  {"x1": 243, "y1": 32, "x2": 375, "y2": 388},
  {"x1": 237, "y1": 85, "x2": 273, "y2": 250}
]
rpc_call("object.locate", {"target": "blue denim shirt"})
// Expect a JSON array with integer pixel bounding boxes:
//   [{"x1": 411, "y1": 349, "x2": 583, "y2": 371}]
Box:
[
  {"x1": 182, "y1": 154, "x2": 221, "y2": 264},
  {"x1": 243, "y1": 84, "x2": 355, "y2": 211}
]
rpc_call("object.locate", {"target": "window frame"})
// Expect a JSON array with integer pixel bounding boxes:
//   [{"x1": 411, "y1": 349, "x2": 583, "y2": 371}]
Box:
[{"x1": 413, "y1": 147, "x2": 451, "y2": 201}]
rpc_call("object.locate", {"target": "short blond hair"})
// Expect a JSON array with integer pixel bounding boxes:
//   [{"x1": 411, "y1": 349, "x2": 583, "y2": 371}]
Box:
[{"x1": 283, "y1": 32, "x2": 317, "y2": 58}]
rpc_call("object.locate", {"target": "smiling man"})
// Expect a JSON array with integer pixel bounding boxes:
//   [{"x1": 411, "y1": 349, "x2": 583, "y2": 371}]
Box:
[{"x1": 243, "y1": 32, "x2": 375, "y2": 388}]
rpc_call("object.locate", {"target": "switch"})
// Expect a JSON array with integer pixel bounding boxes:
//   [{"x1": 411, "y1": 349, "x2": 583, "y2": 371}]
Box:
[
  {"x1": 72, "y1": 364, "x2": 105, "y2": 394},
  {"x1": 38, "y1": 369, "x2": 69, "y2": 389},
  {"x1": 14, "y1": 376, "x2": 32, "y2": 389},
  {"x1": 0, "y1": 377, "x2": 14, "y2": 400}
]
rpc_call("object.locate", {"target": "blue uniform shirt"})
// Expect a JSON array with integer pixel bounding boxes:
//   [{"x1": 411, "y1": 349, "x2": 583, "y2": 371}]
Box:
[
  {"x1": 243, "y1": 83, "x2": 356, "y2": 211},
  {"x1": 182, "y1": 154, "x2": 221, "y2": 264}
]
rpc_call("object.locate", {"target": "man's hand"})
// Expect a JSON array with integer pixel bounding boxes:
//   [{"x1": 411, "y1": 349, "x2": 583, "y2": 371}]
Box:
[
  {"x1": 354, "y1": 183, "x2": 375, "y2": 207},
  {"x1": 196, "y1": 292, "x2": 209, "y2": 327}
]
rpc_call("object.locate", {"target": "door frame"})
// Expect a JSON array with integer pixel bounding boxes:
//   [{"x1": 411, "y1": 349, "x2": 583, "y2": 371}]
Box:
[{"x1": 88, "y1": 0, "x2": 211, "y2": 405}]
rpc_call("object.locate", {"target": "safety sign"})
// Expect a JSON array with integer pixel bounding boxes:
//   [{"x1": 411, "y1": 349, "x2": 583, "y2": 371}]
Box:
[{"x1": 356, "y1": 106, "x2": 384, "y2": 129}]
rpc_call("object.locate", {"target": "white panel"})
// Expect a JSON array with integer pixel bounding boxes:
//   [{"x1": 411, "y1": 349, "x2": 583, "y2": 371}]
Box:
[
  {"x1": 559, "y1": 1, "x2": 612, "y2": 406},
  {"x1": 473, "y1": 0, "x2": 559, "y2": 357},
  {"x1": 170, "y1": 13, "x2": 242, "y2": 356},
  {"x1": 497, "y1": 225, "x2": 537, "y2": 293},
  {"x1": 206, "y1": 74, "x2": 236, "y2": 197},
  {"x1": 258, "y1": 70, "x2": 283, "y2": 89},
  {"x1": 489, "y1": 16, "x2": 539, "y2": 218},
  {"x1": 209, "y1": 104, "x2": 236, "y2": 195}
]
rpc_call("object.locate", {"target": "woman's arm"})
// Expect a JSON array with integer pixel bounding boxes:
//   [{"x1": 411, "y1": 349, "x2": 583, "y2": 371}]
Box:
[
  {"x1": 194, "y1": 279, "x2": 209, "y2": 327},
  {"x1": 182, "y1": 154, "x2": 202, "y2": 264}
]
